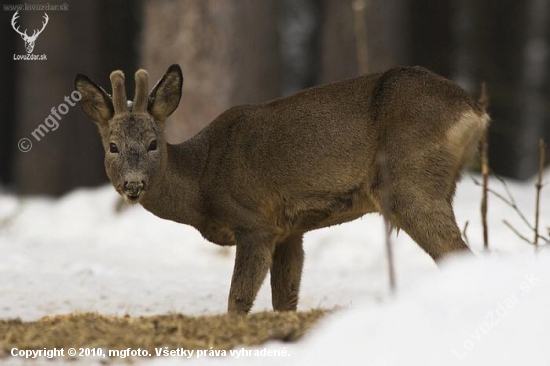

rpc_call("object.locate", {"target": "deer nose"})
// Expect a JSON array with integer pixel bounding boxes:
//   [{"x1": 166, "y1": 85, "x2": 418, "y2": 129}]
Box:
[
  {"x1": 123, "y1": 180, "x2": 145, "y2": 191},
  {"x1": 122, "y1": 173, "x2": 147, "y2": 193}
]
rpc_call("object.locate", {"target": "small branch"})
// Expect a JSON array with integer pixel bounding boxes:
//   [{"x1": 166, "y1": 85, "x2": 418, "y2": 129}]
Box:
[
  {"x1": 534, "y1": 140, "x2": 546, "y2": 246},
  {"x1": 472, "y1": 176, "x2": 534, "y2": 231},
  {"x1": 472, "y1": 175, "x2": 550, "y2": 245},
  {"x1": 384, "y1": 215, "x2": 396, "y2": 294},
  {"x1": 480, "y1": 127, "x2": 489, "y2": 250},
  {"x1": 377, "y1": 153, "x2": 396, "y2": 294},
  {"x1": 494, "y1": 174, "x2": 533, "y2": 229},
  {"x1": 502, "y1": 220, "x2": 549, "y2": 246},
  {"x1": 462, "y1": 220, "x2": 470, "y2": 246},
  {"x1": 503, "y1": 220, "x2": 533, "y2": 245}
]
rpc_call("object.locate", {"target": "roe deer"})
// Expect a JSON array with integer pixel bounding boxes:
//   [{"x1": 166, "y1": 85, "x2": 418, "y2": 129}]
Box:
[{"x1": 75, "y1": 65, "x2": 489, "y2": 314}]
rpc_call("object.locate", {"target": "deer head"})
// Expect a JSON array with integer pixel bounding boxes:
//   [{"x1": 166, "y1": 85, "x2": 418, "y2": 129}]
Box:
[
  {"x1": 11, "y1": 11, "x2": 49, "y2": 54},
  {"x1": 75, "y1": 65, "x2": 183, "y2": 204}
]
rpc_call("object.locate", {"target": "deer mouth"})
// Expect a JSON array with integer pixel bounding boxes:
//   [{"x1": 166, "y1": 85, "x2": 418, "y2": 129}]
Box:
[
  {"x1": 120, "y1": 177, "x2": 147, "y2": 204},
  {"x1": 122, "y1": 189, "x2": 144, "y2": 204}
]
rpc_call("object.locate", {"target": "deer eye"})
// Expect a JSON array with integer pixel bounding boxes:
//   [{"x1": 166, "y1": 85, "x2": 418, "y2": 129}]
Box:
[
  {"x1": 148, "y1": 140, "x2": 158, "y2": 151},
  {"x1": 109, "y1": 143, "x2": 119, "y2": 153}
]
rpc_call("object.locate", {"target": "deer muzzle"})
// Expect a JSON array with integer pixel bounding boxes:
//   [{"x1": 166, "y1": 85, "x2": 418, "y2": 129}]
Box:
[{"x1": 121, "y1": 174, "x2": 148, "y2": 204}]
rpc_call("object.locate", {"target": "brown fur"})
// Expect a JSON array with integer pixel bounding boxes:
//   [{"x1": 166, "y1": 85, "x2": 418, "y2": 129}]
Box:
[{"x1": 75, "y1": 65, "x2": 489, "y2": 315}]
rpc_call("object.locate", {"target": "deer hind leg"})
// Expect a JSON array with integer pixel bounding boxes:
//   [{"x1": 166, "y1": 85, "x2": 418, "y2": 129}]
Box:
[
  {"x1": 388, "y1": 189, "x2": 470, "y2": 262},
  {"x1": 228, "y1": 231, "x2": 276, "y2": 315},
  {"x1": 270, "y1": 234, "x2": 304, "y2": 312}
]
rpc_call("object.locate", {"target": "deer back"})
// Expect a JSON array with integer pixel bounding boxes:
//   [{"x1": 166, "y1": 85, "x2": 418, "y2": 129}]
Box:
[{"x1": 187, "y1": 66, "x2": 488, "y2": 234}]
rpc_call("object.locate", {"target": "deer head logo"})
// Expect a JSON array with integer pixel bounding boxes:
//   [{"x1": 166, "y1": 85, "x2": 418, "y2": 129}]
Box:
[{"x1": 11, "y1": 11, "x2": 49, "y2": 54}]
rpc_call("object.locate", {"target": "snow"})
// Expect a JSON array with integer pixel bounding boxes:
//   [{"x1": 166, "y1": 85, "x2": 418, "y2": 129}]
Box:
[
  {"x1": 0, "y1": 171, "x2": 549, "y2": 365},
  {"x1": 295, "y1": 254, "x2": 550, "y2": 366}
]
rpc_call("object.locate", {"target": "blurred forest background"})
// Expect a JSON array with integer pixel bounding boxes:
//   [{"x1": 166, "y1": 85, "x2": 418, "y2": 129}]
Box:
[{"x1": 0, "y1": 0, "x2": 549, "y2": 196}]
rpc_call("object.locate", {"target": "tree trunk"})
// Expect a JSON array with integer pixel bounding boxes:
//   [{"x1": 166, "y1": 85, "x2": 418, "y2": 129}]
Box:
[
  {"x1": 517, "y1": 0, "x2": 550, "y2": 177},
  {"x1": 317, "y1": 0, "x2": 358, "y2": 83},
  {"x1": 280, "y1": 0, "x2": 319, "y2": 95},
  {"x1": 365, "y1": 0, "x2": 410, "y2": 73},
  {"x1": 141, "y1": 0, "x2": 282, "y2": 143},
  {"x1": 408, "y1": 0, "x2": 453, "y2": 77},
  {"x1": 451, "y1": 0, "x2": 485, "y2": 92},
  {"x1": 0, "y1": 10, "x2": 17, "y2": 186},
  {"x1": 316, "y1": 0, "x2": 411, "y2": 83},
  {"x1": 480, "y1": 0, "x2": 529, "y2": 179}
]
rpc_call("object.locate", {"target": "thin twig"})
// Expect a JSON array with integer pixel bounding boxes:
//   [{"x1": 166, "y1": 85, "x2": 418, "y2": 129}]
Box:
[
  {"x1": 377, "y1": 153, "x2": 396, "y2": 294},
  {"x1": 384, "y1": 215, "x2": 395, "y2": 294},
  {"x1": 480, "y1": 126, "x2": 489, "y2": 250},
  {"x1": 472, "y1": 176, "x2": 549, "y2": 244},
  {"x1": 503, "y1": 220, "x2": 549, "y2": 246},
  {"x1": 472, "y1": 176, "x2": 534, "y2": 231},
  {"x1": 462, "y1": 220, "x2": 470, "y2": 246},
  {"x1": 503, "y1": 220, "x2": 533, "y2": 245},
  {"x1": 495, "y1": 173, "x2": 534, "y2": 228},
  {"x1": 494, "y1": 173, "x2": 549, "y2": 242},
  {"x1": 534, "y1": 140, "x2": 546, "y2": 246}
]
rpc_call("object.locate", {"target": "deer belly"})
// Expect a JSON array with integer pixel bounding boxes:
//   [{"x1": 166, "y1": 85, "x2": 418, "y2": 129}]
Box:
[{"x1": 282, "y1": 186, "x2": 376, "y2": 231}]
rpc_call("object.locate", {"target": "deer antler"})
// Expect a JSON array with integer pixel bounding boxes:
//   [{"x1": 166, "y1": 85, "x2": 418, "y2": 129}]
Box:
[
  {"x1": 110, "y1": 70, "x2": 129, "y2": 115},
  {"x1": 30, "y1": 13, "x2": 48, "y2": 40},
  {"x1": 133, "y1": 70, "x2": 149, "y2": 113},
  {"x1": 11, "y1": 11, "x2": 28, "y2": 38}
]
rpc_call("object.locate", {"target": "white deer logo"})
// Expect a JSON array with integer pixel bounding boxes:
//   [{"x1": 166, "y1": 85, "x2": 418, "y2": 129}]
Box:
[{"x1": 11, "y1": 11, "x2": 49, "y2": 54}]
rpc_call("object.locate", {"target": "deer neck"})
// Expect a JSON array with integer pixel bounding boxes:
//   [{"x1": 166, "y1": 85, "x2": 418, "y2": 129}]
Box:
[{"x1": 139, "y1": 135, "x2": 208, "y2": 229}]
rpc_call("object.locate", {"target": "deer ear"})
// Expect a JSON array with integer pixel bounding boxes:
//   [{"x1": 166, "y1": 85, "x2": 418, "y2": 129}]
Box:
[
  {"x1": 148, "y1": 64, "x2": 183, "y2": 123},
  {"x1": 74, "y1": 74, "x2": 114, "y2": 127}
]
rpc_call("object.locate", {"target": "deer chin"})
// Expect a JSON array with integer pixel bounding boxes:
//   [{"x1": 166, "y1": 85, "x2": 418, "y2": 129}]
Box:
[{"x1": 122, "y1": 190, "x2": 145, "y2": 205}]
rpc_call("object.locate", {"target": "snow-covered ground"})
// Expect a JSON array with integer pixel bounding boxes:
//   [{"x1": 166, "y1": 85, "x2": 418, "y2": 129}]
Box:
[{"x1": 0, "y1": 171, "x2": 549, "y2": 365}]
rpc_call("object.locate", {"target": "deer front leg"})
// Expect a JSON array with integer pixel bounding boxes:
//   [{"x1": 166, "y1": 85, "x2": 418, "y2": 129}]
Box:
[
  {"x1": 228, "y1": 232, "x2": 276, "y2": 315},
  {"x1": 270, "y1": 234, "x2": 304, "y2": 312}
]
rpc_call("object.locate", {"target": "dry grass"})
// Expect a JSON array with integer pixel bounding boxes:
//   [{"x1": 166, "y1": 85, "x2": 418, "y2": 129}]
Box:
[{"x1": 0, "y1": 310, "x2": 328, "y2": 359}]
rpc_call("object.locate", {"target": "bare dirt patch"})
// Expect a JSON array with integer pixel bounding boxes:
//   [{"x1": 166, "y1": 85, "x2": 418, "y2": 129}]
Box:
[{"x1": 0, "y1": 310, "x2": 328, "y2": 359}]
